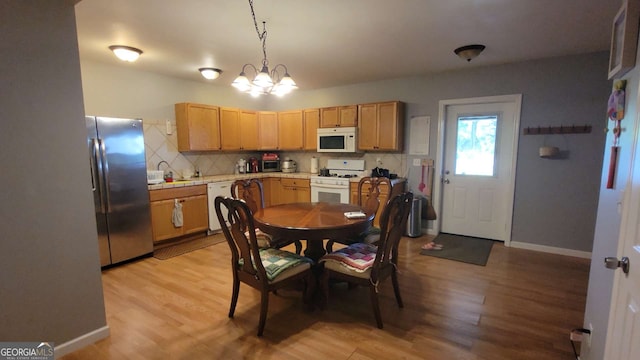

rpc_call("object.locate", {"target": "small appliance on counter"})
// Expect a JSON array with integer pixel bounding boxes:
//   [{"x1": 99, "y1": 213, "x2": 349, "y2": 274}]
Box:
[
  {"x1": 236, "y1": 158, "x2": 247, "y2": 174},
  {"x1": 281, "y1": 158, "x2": 297, "y2": 173},
  {"x1": 261, "y1": 153, "x2": 281, "y2": 172},
  {"x1": 248, "y1": 157, "x2": 260, "y2": 173},
  {"x1": 371, "y1": 167, "x2": 390, "y2": 178}
]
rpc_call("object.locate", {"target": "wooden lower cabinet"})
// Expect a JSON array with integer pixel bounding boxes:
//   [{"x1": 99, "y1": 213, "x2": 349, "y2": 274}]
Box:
[
  {"x1": 149, "y1": 185, "x2": 208, "y2": 242},
  {"x1": 265, "y1": 177, "x2": 310, "y2": 205},
  {"x1": 281, "y1": 178, "x2": 310, "y2": 204}
]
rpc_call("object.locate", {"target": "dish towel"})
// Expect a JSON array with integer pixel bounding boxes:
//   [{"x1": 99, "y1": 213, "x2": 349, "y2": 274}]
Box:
[{"x1": 172, "y1": 199, "x2": 183, "y2": 227}]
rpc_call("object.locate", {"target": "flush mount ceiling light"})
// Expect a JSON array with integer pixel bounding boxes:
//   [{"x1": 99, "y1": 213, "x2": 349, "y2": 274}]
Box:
[
  {"x1": 454, "y1": 44, "x2": 486, "y2": 62},
  {"x1": 109, "y1": 45, "x2": 143, "y2": 62},
  {"x1": 232, "y1": 0, "x2": 297, "y2": 97},
  {"x1": 199, "y1": 67, "x2": 222, "y2": 80}
]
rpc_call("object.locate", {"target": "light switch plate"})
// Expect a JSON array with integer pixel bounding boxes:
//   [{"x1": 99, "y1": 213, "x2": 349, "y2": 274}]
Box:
[{"x1": 413, "y1": 158, "x2": 421, "y2": 166}]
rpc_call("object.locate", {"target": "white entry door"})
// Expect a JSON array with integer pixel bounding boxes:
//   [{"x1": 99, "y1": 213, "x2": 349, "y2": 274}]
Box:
[
  {"x1": 440, "y1": 96, "x2": 520, "y2": 242},
  {"x1": 603, "y1": 112, "x2": 640, "y2": 359}
]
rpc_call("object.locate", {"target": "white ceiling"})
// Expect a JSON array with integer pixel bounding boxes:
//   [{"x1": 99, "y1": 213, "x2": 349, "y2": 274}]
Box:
[{"x1": 75, "y1": 0, "x2": 620, "y2": 90}]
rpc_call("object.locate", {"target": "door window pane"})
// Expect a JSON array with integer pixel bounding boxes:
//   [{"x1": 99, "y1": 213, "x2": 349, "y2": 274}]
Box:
[{"x1": 455, "y1": 116, "x2": 497, "y2": 176}]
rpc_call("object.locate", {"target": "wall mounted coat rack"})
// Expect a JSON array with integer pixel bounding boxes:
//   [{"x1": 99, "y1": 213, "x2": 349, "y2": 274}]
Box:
[{"x1": 523, "y1": 125, "x2": 592, "y2": 135}]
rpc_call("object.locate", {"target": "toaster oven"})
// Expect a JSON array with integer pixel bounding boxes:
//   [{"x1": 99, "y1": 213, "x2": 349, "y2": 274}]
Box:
[{"x1": 261, "y1": 160, "x2": 281, "y2": 172}]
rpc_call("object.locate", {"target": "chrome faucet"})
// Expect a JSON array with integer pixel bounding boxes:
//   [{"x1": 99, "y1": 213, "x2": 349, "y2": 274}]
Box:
[{"x1": 157, "y1": 160, "x2": 170, "y2": 171}]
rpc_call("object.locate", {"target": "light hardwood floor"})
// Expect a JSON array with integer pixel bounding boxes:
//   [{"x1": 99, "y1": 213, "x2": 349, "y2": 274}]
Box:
[{"x1": 61, "y1": 235, "x2": 590, "y2": 359}]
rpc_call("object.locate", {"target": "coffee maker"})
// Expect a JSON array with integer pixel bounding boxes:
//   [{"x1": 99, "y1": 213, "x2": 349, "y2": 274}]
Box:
[{"x1": 248, "y1": 157, "x2": 259, "y2": 173}]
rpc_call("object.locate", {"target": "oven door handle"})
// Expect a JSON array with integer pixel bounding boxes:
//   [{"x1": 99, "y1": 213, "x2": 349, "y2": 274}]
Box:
[{"x1": 311, "y1": 183, "x2": 350, "y2": 190}]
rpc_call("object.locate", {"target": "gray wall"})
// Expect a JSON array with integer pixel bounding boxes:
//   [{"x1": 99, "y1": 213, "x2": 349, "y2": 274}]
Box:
[
  {"x1": 581, "y1": 42, "x2": 640, "y2": 360},
  {"x1": 279, "y1": 54, "x2": 610, "y2": 252},
  {"x1": 81, "y1": 53, "x2": 610, "y2": 253},
  {"x1": 0, "y1": 0, "x2": 107, "y2": 349}
]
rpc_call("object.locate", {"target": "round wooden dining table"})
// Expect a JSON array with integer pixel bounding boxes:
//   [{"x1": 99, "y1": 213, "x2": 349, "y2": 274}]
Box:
[{"x1": 253, "y1": 202, "x2": 374, "y2": 262}]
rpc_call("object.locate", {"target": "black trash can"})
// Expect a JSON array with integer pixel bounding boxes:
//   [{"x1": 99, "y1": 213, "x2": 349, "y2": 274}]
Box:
[{"x1": 406, "y1": 197, "x2": 423, "y2": 237}]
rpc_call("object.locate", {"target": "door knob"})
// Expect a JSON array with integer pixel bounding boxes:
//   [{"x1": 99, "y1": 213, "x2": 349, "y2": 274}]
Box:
[
  {"x1": 604, "y1": 256, "x2": 630, "y2": 274},
  {"x1": 443, "y1": 179, "x2": 450, "y2": 184}
]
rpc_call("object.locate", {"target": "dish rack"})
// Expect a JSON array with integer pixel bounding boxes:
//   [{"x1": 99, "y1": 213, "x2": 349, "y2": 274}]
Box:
[{"x1": 147, "y1": 170, "x2": 164, "y2": 184}]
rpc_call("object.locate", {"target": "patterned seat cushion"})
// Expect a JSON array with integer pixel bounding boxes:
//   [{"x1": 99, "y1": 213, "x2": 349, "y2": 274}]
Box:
[
  {"x1": 320, "y1": 242, "x2": 378, "y2": 278},
  {"x1": 239, "y1": 248, "x2": 313, "y2": 282}
]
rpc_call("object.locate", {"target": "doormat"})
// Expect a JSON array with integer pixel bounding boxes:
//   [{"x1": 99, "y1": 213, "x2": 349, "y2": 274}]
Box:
[
  {"x1": 153, "y1": 233, "x2": 226, "y2": 260},
  {"x1": 420, "y1": 233, "x2": 494, "y2": 266}
]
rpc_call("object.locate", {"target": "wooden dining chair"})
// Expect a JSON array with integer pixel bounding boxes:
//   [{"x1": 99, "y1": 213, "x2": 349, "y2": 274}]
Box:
[
  {"x1": 214, "y1": 196, "x2": 315, "y2": 336},
  {"x1": 319, "y1": 192, "x2": 413, "y2": 329},
  {"x1": 326, "y1": 176, "x2": 391, "y2": 253},
  {"x1": 231, "y1": 178, "x2": 302, "y2": 254}
]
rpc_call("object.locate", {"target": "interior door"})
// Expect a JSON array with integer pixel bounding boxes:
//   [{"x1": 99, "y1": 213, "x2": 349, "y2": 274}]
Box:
[
  {"x1": 440, "y1": 99, "x2": 518, "y2": 241},
  {"x1": 604, "y1": 112, "x2": 640, "y2": 360}
]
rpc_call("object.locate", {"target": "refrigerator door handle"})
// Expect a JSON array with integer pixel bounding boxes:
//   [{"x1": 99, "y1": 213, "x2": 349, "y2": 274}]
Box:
[
  {"x1": 98, "y1": 138, "x2": 112, "y2": 214},
  {"x1": 89, "y1": 138, "x2": 98, "y2": 192},
  {"x1": 92, "y1": 138, "x2": 107, "y2": 214}
]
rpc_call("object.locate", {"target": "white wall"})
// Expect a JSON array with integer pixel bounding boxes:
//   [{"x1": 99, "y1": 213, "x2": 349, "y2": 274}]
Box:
[{"x1": 0, "y1": 0, "x2": 107, "y2": 354}]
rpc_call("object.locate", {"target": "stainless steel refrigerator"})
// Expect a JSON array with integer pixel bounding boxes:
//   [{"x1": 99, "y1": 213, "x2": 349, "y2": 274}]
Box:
[{"x1": 86, "y1": 116, "x2": 153, "y2": 267}]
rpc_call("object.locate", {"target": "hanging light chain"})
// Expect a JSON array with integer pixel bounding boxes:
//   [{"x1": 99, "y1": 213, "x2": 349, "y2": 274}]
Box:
[{"x1": 249, "y1": 0, "x2": 269, "y2": 68}]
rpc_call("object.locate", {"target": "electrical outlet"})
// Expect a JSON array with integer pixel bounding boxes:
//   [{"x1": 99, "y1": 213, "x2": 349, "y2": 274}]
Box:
[
  {"x1": 413, "y1": 159, "x2": 421, "y2": 166},
  {"x1": 376, "y1": 157, "x2": 382, "y2": 165}
]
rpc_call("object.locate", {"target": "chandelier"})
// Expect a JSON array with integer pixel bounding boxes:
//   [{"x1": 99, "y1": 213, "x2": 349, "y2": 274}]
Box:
[{"x1": 232, "y1": 0, "x2": 297, "y2": 97}]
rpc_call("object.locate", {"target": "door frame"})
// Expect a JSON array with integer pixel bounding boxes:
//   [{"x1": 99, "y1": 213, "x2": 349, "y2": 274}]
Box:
[{"x1": 432, "y1": 94, "x2": 522, "y2": 247}]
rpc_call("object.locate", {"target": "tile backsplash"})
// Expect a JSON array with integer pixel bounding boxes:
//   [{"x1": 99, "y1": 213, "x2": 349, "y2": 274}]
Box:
[{"x1": 143, "y1": 118, "x2": 407, "y2": 177}]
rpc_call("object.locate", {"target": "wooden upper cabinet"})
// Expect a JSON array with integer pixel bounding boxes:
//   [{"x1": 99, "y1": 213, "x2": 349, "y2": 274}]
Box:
[
  {"x1": 358, "y1": 103, "x2": 378, "y2": 150},
  {"x1": 175, "y1": 103, "x2": 221, "y2": 151},
  {"x1": 219, "y1": 107, "x2": 242, "y2": 150},
  {"x1": 239, "y1": 110, "x2": 259, "y2": 150},
  {"x1": 357, "y1": 101, "x2": 404, "y2": 151},
  {"x1": 277, "y1": 110, "x2": 304, "y2": 150},
  {"x1": 319, "y1": 105, "x2": 357, "y2": 128},
  {"x1": 338, "y1": 105, "x2": 358, "y2": 127},
  {"x1": 258, "y1": 111, "x2": 278, "y2": 150},
  {"x1": 303, "y1": 108, "x2": 319, "y2": 150},
  {"x1": 320, "y1": 107, "x2": 339, "y2": 127}
]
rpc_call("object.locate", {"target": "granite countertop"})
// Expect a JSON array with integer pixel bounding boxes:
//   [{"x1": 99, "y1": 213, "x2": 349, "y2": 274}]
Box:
[
  {"x1": 148, "y1": 172, "x2": 318, "y2": 190},
  {"x1": 148, "y1": 172, "x2": 406, "y2": 190}
]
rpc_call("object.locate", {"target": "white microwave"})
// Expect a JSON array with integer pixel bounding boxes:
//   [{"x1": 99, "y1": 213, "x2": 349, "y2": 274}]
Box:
[{"x1": 317, "y1": 127, "x2": 358, "y2": 152}]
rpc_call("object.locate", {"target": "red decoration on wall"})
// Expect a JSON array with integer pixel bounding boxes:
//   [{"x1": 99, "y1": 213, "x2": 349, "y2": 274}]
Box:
[{"x1": 606, "y1": 80, "x2": 626, "y2": 189}]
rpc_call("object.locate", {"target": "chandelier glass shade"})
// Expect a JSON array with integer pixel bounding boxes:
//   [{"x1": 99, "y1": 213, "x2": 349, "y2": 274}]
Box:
[
  {"x1": 232, "y1": 0, "x2": 297, "y2": 97},
  {"x1": 232, "y1": 63, "x2": 297, "y2": 97}
]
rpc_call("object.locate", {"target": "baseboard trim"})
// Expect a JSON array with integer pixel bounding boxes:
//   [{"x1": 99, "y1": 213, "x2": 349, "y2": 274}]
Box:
[
  {"x1": 54, "y1": 325, "x2": 110, "y2": 359},
  {"x1": 510, "y1": 241, "x2": 592, "y2": 259}
]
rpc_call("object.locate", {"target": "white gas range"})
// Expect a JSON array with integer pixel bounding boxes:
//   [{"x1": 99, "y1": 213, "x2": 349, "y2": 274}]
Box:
[{"x1": 310, "y1": 159, "x2": 366, "y2": 204}]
